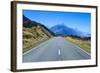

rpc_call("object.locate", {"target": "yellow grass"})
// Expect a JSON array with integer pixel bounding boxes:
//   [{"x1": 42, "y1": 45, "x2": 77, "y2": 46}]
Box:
[
  {"x1": 64, "y1": 37, "x2": 91, "y2": 53},
  {"x1": 23, "y1": 27, "x2": 52, "y2": 53}
]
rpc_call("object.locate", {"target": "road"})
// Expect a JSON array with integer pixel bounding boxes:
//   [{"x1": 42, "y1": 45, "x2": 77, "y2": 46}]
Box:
[{"x1": 23, "y1": 37, "x2": 91, "y2": 62}]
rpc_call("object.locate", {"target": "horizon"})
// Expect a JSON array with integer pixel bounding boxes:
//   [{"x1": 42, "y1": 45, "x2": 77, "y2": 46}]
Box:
[{"x1": 23, "y1": 10, "x2": 91, "y2": 34}]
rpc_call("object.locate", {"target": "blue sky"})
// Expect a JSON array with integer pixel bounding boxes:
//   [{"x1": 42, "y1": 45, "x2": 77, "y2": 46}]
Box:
[{"x1": 23, "y1": 10, "x2": 91, "y2": 33}]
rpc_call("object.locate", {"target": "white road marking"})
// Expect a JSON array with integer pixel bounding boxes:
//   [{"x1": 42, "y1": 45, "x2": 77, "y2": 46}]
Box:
[
  {"x1": 67, "y1": 41, "x2": 90, "y2": 55},
  {"x1": 58, "y1": 49, "x2": 61, "y2": 56}
]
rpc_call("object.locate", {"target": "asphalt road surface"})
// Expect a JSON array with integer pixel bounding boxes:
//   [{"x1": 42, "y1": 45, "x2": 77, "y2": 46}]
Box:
[{"x1": 23, "y1": 37, "x2": 91, "y2": 62}]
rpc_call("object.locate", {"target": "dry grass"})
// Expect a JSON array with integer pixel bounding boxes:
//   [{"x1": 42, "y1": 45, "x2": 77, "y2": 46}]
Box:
[
  {"x1": 64, "y1": 36, "x2": 91, "y2": 53},
  {"x1": 23, "y1": 26, "x2": 52, "y2": 53}
]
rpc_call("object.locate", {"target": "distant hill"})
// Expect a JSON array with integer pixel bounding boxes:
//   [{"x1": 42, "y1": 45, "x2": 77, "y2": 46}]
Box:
[
  {"x1": 23, "y1": 15, "x2": 53, "y2": 52},
  {"x1": 50, "y1": 24, "x2": 90, "y2": 37}
]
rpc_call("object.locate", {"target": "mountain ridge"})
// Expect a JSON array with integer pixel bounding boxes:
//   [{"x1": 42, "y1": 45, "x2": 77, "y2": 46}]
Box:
[
  {"x1": 50, "y1": 24, "x2": 90, "y2": 37},
  {"x1": 23, "y1": 15, "x2": 54, "y2": 52}
]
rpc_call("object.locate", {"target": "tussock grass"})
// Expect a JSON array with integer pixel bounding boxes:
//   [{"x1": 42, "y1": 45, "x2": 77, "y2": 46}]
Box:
[
  {"x1": 64, "y1": 36, "x2": 91, "y2": 53},
  {"x1": 23, "y1": 26, "x2": 52, "y2": 53}
]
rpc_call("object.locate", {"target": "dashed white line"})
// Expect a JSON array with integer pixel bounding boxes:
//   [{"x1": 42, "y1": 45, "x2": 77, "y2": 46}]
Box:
[{"x1": 58, "y1": 49, "x2": 61, "y2": 56}]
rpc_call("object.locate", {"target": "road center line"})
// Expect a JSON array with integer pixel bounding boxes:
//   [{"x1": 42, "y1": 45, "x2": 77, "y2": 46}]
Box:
[{"x1": 58, "y1": 49, "x2": 61, "y2": 56}]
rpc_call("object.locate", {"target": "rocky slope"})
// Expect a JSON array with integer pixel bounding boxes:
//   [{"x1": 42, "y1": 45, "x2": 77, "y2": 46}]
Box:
[{"x1": 23, "y1": 15, "x2": 53, "y2": 52}]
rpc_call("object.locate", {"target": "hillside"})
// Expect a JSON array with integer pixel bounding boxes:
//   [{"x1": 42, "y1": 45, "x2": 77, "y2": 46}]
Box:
[{"x1": 23, "y1": 15, "x2": 53, "y2": 53}]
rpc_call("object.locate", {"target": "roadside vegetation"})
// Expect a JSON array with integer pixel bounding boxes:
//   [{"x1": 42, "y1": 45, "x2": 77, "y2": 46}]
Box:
[
  {"x1": 23, "y1": 26, "x2": 53, "y2": 53},
  {"x1": 64, "y1": 36, "x2": 91, "y2": 53}
]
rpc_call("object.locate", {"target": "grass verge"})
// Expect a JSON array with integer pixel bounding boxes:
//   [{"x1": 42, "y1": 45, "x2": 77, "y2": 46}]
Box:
[{"x1": 64, "y1": 36, "x2": 91, "y2": 53}]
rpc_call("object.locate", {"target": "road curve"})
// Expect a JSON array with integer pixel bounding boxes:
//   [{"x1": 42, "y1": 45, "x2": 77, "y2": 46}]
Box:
[{"x1": 23, "y1": 37, "x2": 91, "y2": 62}]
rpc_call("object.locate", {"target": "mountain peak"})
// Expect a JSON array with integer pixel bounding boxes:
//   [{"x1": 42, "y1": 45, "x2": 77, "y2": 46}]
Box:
[
  {"x1": 50, "y1": 24, "x2": 83, "y2": 36},
  {"x1": 55, "y1": 23, "x2": 67, "y2": 27}
]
